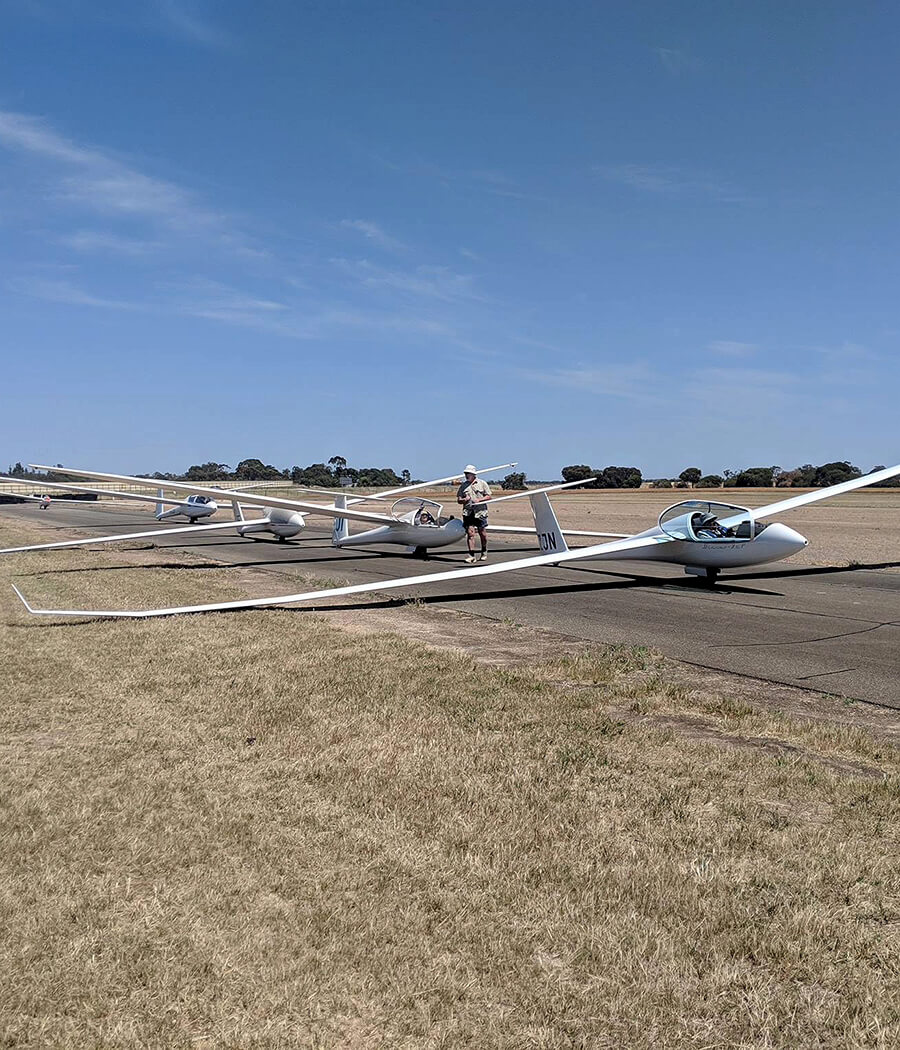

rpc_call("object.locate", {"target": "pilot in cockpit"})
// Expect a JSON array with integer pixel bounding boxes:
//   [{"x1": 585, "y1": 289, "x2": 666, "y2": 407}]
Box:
[
  {"x1": 416, "y1": 509, "x2": 436, "y2": 526},
  {"x1": 693, "y1": 512, "x2": 729, "y2": 539}
]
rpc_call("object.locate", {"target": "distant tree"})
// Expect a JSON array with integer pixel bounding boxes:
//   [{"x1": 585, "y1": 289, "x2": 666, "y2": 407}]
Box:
[
  {"x1": 698, "y1": 474, "x2": 723, "y2": 487},
  {"x1": 328, "y1": 455, "x2": 348, "y2": 475},
  {"x1": 793, "y1": 464, "x2": 817, "y2": 487},
  {"x1": 355, "y1": 467, "x2": 404, "y2": 487},
  {"x1": 291, "y1": 463, "x2": 336, "y2": 487},
  {"x1": 500, "y1": 471, "x2": 527, "y2": 491},
  {"x1": 650, "y1": 478, "x2": 672, "y2": 488},
  {"x1": 598, "y1": 465, "x2": 642, "y2": 488},
  {"x1": 678, "y1": 467, "x2": 702, "y2": 487},
  {"x1": 9, "y1": 462, "x2": 26, "y2": 477},
  {"x1": 401, "y1": 469, "x2": 412, "y2": 486},
  {"x1": 812, "y1": 461, "x2": 861, "y2": 487},
  {"x1": 233, "y1": 458, "x2": 284, "y2": 481},
  {"x1": 561, "y1": 464, "x2": 596, "y2": 488},
  {"x1": 725, "y1": 466, "x2": 775, "y2": 487},
  {"x1": 183, "y1": 462, "x2": 231, "y2": 481}
]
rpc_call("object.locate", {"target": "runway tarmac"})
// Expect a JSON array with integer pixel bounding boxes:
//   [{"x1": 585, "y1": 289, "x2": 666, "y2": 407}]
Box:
[{"x1": 4, "y1": 502, "x2": 900, "y2": 708}]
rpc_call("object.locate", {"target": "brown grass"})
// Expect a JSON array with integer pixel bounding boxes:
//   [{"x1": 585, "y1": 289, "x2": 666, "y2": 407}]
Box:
[{"x1": 1, "y1": 515, "x2": 898, "y2": 1048}]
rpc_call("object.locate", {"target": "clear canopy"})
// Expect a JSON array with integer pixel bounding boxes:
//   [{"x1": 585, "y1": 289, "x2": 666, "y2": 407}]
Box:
[
  {"x1": 658, "y1": 500, "x2": 753, "y2": 541},
  {"x1": 391, "y1": 496, "x2": 444, "y2": 525}
]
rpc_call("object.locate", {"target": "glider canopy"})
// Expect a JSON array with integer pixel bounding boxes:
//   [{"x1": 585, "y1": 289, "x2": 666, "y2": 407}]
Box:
[{"x1": 658, "y1": 499, "x2": 763, "y2": 542}]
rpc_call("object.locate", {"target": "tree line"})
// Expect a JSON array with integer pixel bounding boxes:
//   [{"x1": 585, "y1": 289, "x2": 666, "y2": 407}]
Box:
[
  {"x1": 6, "y1": 456, "x2": 418, "y2": 489},
  {"x1": 558, "y1": 460, "x2": 899, "y2": 489},
  {"x1": 6, "y1": 457, "x2": 898, "y2": 490}
]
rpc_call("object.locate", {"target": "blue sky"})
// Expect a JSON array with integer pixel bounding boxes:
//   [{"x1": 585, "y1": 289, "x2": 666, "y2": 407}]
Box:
[{"x1": 1, "y1": 1, "x2": 898, "y2": 479}]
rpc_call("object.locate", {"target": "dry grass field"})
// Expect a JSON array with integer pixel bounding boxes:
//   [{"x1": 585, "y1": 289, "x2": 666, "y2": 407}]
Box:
[{"x1": 1, "y1": 513, "x2": 899, "y2": 1048}]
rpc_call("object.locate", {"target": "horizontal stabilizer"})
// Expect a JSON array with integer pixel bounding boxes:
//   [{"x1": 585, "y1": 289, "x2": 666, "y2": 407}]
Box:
[{"x1": 487, "y1": 525, "x2": 628, "y2": 539}]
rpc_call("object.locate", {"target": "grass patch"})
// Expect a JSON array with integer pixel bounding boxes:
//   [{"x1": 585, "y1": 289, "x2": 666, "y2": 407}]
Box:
[{"x1": 1, "y1": 515, "x2": 899, "y2": 1048}]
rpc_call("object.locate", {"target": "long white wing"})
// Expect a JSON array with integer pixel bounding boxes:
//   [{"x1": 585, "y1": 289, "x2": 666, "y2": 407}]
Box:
[
  {"x1": 353, "y1": 462, "x2": 517, "y2": 503},
  {"x1": 483, "y1": 478, "x2": 597, "y2": 506},
  {"x1": 29, "y1": 464, "x2": 399, "y2": 527},
  {"x1": 11, "y1": 532, "x2": 669, "y2": 619},
  {"x1": 8, "y1": 479, "x2": 205, "y2": 509},
  {"x1": 29, "y1": 462, "x2": 519, "y2": 519},
  {"x1": 725, "y1": 462, "x2": 900, "y2": 524},
  {"x1": 0, "y1": 516, "x2": 271, "y2": 555},
  {"x1": 488, "y1": 525, "x2": 629, "y2": 539}
]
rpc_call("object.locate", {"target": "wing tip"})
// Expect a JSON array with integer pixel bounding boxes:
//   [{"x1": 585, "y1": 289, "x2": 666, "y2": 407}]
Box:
[{"x1": 11, "y1": 583, "x2": 35, "y2": 613}]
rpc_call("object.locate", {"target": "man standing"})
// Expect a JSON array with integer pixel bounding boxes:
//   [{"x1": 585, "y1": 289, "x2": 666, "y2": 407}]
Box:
[{"x1": 457, "y1": 465, "x2": 492, "y2": 563}]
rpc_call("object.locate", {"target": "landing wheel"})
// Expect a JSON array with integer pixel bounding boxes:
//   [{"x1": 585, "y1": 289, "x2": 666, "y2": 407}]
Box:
[
  {"x1": 413, "y1": 545, "x2": 429, "y2": 559},
  {"x1": 704, "y1": 568, "x2": 720, "y2": 586},
  {"x1": 278, "y1": 535, "x2": 287, "y2": 543}
]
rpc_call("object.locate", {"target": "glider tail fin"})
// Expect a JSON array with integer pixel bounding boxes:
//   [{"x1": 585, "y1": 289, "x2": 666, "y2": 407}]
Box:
[
  {"x1": 332, "y1": 494, "x2": 349, "y2": 546},
  {"x1": 530, "y1": 492, "x2": 568, "y2": 555},
  {"x1": 155, "y1": 488, "x2": 165, "y2": 519}
]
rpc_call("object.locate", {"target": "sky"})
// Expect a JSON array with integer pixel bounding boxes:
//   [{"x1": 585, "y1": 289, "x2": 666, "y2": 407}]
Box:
[{"x1": 1, "y1": 0, "x2": 899, "y2": 480}]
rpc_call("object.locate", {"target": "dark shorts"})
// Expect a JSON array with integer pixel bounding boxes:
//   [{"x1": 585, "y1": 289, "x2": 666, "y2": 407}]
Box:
[{"x1": 463, "y1": 511, "x2": 488, "y2": 530}]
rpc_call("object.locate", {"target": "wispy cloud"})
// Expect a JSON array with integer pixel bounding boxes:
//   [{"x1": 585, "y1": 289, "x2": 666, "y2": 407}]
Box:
[
  {"x1": 707, "y1": 340, "x2": 758, "y2": 357},
  {"x1": 373, "y1": 153, "x2": 547, "y2": 203},
  {"x1": 652, "y1": 47, "x2": 697, "y2": 75},
  {"x1": 15, "y1": 276, "x2": 143, "y2": 311},
  {"x1": 10, "y1": 0, "x2": 230, "y2": 50},
  {"x1": 331, "y1": 258, "x2": 487, "y2": 303},
  {"x1": 339, "y1": 218, "x2": 408, "y2": 252},
  {"x1": 596, "y1": 163, "x2": 752, "y2": 204},
  {"x1": 520, "y1": 362, "x2": 663, "y2": 403},
  {"x1": 687, "y1": 366, "x2": 798, "y2": 414},
  {"x1": 154, "y1": 0, "x2": 230, "y2": 49},
  {"x1": 59, "y1": 229, "x2": 160, "y2": 256},
  {"x1": 0, "y1": 109, "x2": 250, "y2": 246}
]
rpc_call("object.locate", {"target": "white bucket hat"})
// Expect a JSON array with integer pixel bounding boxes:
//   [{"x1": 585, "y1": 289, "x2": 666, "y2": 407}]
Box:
[{"x1": 463, "y1": 464, "x2": 477, "y2": 474}]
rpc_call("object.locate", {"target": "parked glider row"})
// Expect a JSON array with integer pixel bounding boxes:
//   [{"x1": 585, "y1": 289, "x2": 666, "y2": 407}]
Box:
[
  {"x1": 7, "y1": 459, "x2": 900, "y2": 619},
  {"x1": 1, "y1": 462, "x2": 621, "y2": 557}
]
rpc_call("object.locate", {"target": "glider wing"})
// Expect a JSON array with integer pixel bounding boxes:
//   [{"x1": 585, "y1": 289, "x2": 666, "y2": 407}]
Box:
[
  {"x1": 12, "y1": 532, "x2": 670, "y2": 619},
  {"x1": 0, "y1": 516, "x2": 271, "y2": 555},
  {"x1": 723, "y1": 462, "x2": 900, "y2": 525}
]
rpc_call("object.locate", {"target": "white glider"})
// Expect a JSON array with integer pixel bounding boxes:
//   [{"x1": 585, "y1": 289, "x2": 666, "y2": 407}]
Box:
[
  {"x1": 7, "y1": 462, "x2": 518, "y2": 554},
  {"x1": 26, "y1": 461, "x2": 522, "y2": 554},
  {"x1": 12, "y1": 462, "x2": 900, "y2": 618}
]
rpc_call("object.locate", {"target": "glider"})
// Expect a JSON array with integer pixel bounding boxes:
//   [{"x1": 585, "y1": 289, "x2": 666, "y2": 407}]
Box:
[
  {"x1": 4, "y1": 462, "x2": 522, "y2": 554},
  {"x1": 12, "y1": 462, "x2": 900, "y2": 618}
]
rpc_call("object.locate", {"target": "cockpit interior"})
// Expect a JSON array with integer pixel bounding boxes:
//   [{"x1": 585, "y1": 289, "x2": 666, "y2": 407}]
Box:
[
  {"x1": 658, "y1": 500, "x2": 770, "y2": 542},
  {"x1": 390, "y1": 496, "x2": 451, "y2": 527}
]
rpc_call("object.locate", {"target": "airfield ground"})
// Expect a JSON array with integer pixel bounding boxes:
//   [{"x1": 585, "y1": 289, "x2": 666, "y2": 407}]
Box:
[
  {"x1": 3, "y1": 487, "x2": 898, "y2": 705},
  {"x1": 1, "y1": 495, "x2": 898, "y2": 1047}
]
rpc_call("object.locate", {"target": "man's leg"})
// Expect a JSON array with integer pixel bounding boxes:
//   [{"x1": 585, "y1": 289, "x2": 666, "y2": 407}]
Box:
[
  {"x1": 465, "y1": 522, "x2": 477, "y2": 562},
  {"x1": 477, "y1": 522, "x2": 488, "y2": 559}
]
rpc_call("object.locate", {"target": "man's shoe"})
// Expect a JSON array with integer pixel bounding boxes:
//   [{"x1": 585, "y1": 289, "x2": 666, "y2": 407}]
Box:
[
  {"x1": 465, "y1": 554, "x2": 477, "y2": 564},
  {"x1": 479, "y1": 552, "x2": 488, "y2": 562}
]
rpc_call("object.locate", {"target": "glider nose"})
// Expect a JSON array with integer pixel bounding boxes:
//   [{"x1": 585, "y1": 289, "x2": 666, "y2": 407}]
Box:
[{"x1": 768, "y1": 522, "x2": 808, "y2": 553}]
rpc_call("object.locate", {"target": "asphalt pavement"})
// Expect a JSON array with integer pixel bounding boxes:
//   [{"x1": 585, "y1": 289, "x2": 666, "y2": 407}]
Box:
[{"x1": 4, "y1": 502, "x2": 899, "y2": 708}]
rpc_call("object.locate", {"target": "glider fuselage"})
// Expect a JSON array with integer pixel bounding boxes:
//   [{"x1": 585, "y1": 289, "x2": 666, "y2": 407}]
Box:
[
  {"x1": 334, "y1": 518, "x2": 467, "y2": 550},
  {"x1": 597, "y1": 520, "x2": 809, "y2": 570}
]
